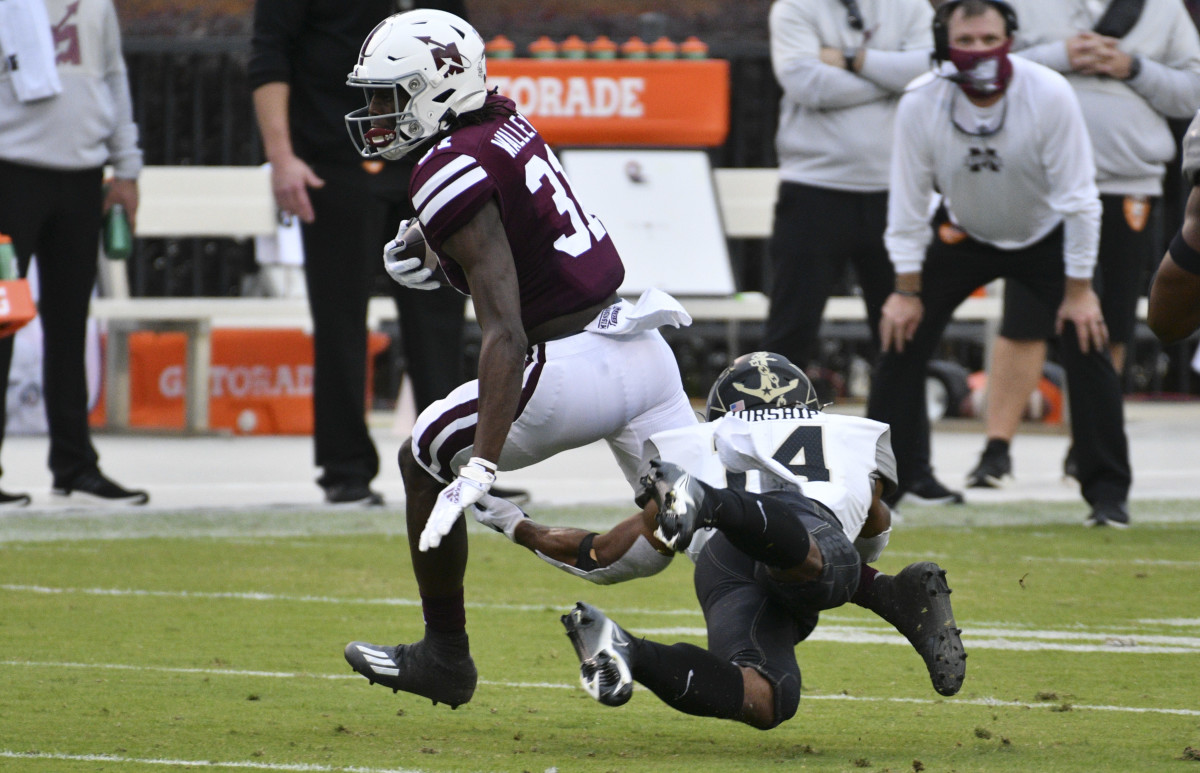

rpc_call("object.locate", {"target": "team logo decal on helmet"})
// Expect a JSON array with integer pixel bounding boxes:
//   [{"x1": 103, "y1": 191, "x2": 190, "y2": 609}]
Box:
[
  {"x1": 706, "y1": 351, "x2": 821, "y2": 421},
  {"x1": 732, "y1": 352, "x2": 800, "y2": 403},
  {"x1": 417, "y1": 36, "x2": 468, "y2": 76}
]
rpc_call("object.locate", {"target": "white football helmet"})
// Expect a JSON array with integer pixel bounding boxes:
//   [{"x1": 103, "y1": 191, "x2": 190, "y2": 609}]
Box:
[{"x1": 345, "y1": 9, "x2": 487, "y2": 160}]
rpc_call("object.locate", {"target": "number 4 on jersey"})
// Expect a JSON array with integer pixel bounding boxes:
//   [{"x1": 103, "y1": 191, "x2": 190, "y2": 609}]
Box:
[{"x1": 774, "y1": 426, "x2": 831, "y2": 482}]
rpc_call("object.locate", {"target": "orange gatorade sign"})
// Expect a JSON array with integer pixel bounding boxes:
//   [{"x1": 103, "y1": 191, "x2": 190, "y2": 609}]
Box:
[
  {"x1": 89, "y1": 329, "x2": 390, "y2": 434},
  {"x1": 488, "y1": 59, "x2": 730, "y2": 147},
  {"x1": 0, "y1": 279, "x2": 36, "y2": 338}
]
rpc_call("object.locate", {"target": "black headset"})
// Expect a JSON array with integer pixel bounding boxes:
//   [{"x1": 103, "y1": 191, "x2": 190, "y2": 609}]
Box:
[{"x1": 933, "y1": 0, "x2": 1019, "y2": 62}]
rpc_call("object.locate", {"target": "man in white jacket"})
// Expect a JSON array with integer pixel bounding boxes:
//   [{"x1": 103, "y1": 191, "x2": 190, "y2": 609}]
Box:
[
  {"x1": 0, "y1": 0, "x2": 148, "y2": 506},
  {"x1": 966, "y1": 0, "x2": 1200, "y2": 491},
  {"x1": 866, "y1": 0, "x2": 1133, "y2": 527}
]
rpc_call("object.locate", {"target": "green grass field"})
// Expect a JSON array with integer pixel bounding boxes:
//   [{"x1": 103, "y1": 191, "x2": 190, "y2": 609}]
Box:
[{"x1": 2, "y1": 501, "x2": 1199, "y2": 772}]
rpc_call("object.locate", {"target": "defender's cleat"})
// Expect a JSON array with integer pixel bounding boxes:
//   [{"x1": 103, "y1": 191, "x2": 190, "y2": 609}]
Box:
[
  {"x1": 867, "y1": 561, "x2": 966, "y2": 696},
  {"x1": 965, "y1": 449, "x2": 1013, "y2": 489},
  {"x1": 344, "y1": 636, "x2": 477, "y2": 709},
  {"x1": 561, "y1": 601, "x2": 636, "y2": 707},
  {"x1": 640, "y1": 459, "x2": 713, "y2": 552}
]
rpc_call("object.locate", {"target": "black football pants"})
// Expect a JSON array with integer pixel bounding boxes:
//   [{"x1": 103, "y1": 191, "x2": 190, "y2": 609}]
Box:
[
  {"x1": 866, "y1": 220, "x2": 1131, "y2": 506},
  {"x1": 0, "y1": 160, "x2": 103, "y2": 484},
  {"x1": 764, "y1": 182, "x2": 894, "y2": 368}
]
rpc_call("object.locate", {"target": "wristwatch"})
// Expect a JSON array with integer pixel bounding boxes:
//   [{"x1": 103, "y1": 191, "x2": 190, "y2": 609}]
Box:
[
  {"x1": 843, "y1": 46, "x2": 859, "y2": 72},
  {"x1": 1125, "y1": 55, "x2": 1142, "y2": 81}
]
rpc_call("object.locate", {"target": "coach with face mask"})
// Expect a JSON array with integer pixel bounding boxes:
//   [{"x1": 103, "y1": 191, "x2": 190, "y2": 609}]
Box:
[{"x1": 865, "y1": 0, "x2": 1133, "y2": 527}]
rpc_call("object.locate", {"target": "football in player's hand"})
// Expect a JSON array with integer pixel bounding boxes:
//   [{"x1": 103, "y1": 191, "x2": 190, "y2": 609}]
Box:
[{"x1": 399, "y1": 221, "x2": 440, "y2": 273}]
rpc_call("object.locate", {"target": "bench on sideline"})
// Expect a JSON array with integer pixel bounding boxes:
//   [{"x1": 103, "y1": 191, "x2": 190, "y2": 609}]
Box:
[{"x1": 96, "y1": 165, "x2": 1014, "y2": 431}]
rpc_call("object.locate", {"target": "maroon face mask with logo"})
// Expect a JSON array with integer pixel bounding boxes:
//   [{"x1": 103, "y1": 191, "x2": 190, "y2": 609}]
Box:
[{"x1": 948, "y1": 40, "x2": 1013, "y2": 99}]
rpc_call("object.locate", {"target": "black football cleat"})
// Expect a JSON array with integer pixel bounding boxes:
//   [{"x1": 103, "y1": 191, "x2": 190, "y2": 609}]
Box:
[
  {"x1": 866, "y1": 561, "x2": 966, "y2": 697},
  {"x1": 344, "y1": 635, "x2": 476, "y2": 709},
  {"x1": 640, "y1": 459, "x2": 714, "y2": 552},
  {"x1": 561, "y1": 601, "x2": 636, "y2": 707}
]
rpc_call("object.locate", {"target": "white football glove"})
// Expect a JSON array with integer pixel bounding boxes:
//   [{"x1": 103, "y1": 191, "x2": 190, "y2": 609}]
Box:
[
  {"x1": 383, "y1": 218, "x2": 441, "y2": 291},
  {"x1": 472, "y1": 493, "x2": 530, "y2": 542},
  {"x1": 419, "y1": 457, "x2": 497, "y2": 552}
]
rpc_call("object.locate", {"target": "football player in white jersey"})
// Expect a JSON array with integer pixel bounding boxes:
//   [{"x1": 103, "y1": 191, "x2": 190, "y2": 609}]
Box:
[{"x1": 476, "y1": 352, "x2": 966, "y2": 729}]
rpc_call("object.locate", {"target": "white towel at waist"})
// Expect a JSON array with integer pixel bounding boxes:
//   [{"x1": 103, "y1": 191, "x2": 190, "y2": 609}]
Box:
[
  {"x1": 0, "y1": 0, "x2": 63, "y2": 102},
  {"x1": 584, "y1": 287, "x2": 693, "y2": 337}
]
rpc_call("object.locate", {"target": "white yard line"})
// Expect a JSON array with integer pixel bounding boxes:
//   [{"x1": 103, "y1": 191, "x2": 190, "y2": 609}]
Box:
[
  {"x1": 1, "y1": 660, "x2": 1197, "y2": 718},
  {"x1": 6, "y1": 583, "x2": 1200, "y2": 645},
  {"x1": 641, "y1": 626, "x2": 1200, "y2": 654},
  {"x1": 0, "y1": 750, "x2": 425, "y2": 773}
]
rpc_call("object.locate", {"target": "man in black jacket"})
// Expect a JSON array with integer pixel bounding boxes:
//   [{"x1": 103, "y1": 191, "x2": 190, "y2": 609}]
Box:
[{"x1": 249, "y1": 0, "x2": 484, "y2": 505}]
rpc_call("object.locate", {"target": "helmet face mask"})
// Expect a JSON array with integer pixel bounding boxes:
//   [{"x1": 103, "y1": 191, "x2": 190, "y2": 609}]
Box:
[
  {"x1": 705, "y1": 351, "x2": 821, "y2": 421},
  {"x1": 345, "y1": 10, "x2": 487, "y2": 160}
]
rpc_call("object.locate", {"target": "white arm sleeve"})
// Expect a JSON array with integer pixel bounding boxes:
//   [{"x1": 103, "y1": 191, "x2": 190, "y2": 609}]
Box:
[
  {"x1": 854, "y1": 528, "x2": 891, "y2": 564},
  {"x1": 534, "y1": 536, "x2": 673, "y2": 585}
]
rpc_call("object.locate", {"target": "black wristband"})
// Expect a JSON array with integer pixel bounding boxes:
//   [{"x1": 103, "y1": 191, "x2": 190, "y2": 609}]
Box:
[
  {"x1": 576, "y1": 532, "x2": 600, "y2": 571},
  {"x1": 1169, "y1": 229, "x2": 1200, "y2": 276}
]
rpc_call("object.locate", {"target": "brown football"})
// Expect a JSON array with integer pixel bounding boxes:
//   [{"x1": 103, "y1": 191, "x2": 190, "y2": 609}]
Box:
[{"x1": 399, "y1": 221, "x2": 440, "y2": 273}]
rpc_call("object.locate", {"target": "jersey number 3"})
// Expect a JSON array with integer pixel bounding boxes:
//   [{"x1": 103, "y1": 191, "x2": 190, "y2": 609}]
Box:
[{"x1": 525, "y1": 148, "x2": 607, "y2": 258}]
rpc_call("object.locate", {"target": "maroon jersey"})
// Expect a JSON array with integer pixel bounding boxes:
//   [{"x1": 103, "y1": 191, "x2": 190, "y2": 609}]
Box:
[{"x1": 409, "y1": 95, "x2": 625, "y2": 331}]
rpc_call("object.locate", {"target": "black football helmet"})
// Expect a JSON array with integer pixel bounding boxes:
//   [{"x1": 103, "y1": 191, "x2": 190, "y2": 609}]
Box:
[{"x1": 705, "y1": 351, "x2": 821, "y2": 421}]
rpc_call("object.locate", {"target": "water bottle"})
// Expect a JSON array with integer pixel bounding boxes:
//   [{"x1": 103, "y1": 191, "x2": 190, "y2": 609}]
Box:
[
  {"x1": 0, "y1": 233, "x2": 16, "y2": 280},
  {"x1": 104, "y1": 203, "x2": 133, "y2": 260}
]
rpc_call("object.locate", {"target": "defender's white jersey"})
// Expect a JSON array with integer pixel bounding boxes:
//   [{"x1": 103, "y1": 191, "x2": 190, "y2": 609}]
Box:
[{"x1": 647, "y1": 407, "x2": 897, "y2": 562}]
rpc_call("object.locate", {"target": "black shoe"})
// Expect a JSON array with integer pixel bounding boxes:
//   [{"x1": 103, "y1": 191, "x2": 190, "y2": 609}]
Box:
[
  {"x1": 0, "y1": 488, "x2": 32, "y2": 508},
  {"x1": 488, "y1": 485, "x2": 531, "y2": 506},
  {"x1": 900, "y1": 476, "x2": 965, "y2": 506},
  {"x1": 561, "y1": 601, "x2": 636, "y2": 707},
  {"x1": 344, "y1": 634, "x2": 477, "y2": 708},
  {"x1": 639, "y1": 459, "x2": 713, "y2": 552},
  {"x1": 1085, "y1": 501, "x2": 1130, "y2": 529},
  {"x1": 966, "y1": 448, "x2": 1012, "y2": 489},
  {"x1": 52, "y1": 470, "x2": 148, "y2": 505},
  {"x1": 324, "y1": 482, "x2": 384, "y2": 506},
  {"x1": 867, "y1": 562, "x2": 966, "y2": 696}
]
